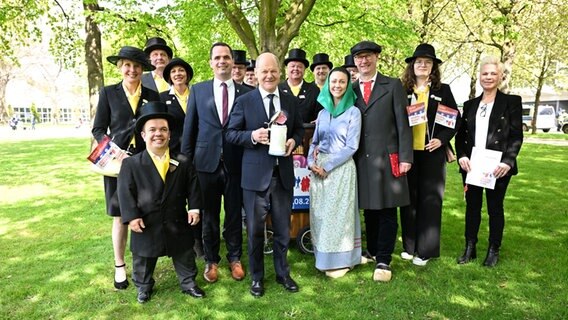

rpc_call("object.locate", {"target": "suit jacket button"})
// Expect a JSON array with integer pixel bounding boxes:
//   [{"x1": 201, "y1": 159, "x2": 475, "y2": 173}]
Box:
[
  {"x1": 498, "y1": 129, "x2": 502, "y2": 132},
  {"x1": 495, "y1": 141, "x2": 499, "y2": 144},
  {"x1": 366, "y1": 154, "x2": 369, "y2": 158},
  {"x1": 465, "y1": 141, "x2": 468, "y2": 144}
]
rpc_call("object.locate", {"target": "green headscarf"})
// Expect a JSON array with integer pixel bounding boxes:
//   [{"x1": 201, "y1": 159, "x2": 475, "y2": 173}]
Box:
[{"x1": 316, "y1": 67, "x2": 357, "y2": 118}]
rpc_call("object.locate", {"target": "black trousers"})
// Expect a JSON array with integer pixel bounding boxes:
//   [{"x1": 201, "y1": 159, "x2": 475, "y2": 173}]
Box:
[
  {"x1": 197, "y1": 161, "x2": 243, "y2": 264},
  {"x1": 400, "y1": 149, "x2": 446, "y2": 259},
  {"x1": 243, "y1": 172, "x2": 292, "y2": 281},
  {"x1": 364, "y1": 208, "x2": 398, "y2": 265},
  {"x1": 132, "y1": 250, "x2": 198, "y2": 293},
  {"x1": 461, "y1": 173, "x2": 512, "y2": 247}
]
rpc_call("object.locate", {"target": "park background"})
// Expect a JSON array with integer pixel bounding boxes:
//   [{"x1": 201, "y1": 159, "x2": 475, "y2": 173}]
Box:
[
  {"x1": 1, "y1": 0, "x2": 568, "y2": 319},
  {"x1": 1, "y1": 0, "x2": 567, "y2": 129}
]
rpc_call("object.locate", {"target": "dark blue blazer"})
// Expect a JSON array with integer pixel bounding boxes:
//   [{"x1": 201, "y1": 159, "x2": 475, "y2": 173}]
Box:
[
  {"x1": 180, "y1": 80, "x2": 251, "y2": 174},
  {"x1": 160, "y1": 90, "x2": 188, "y2": 156},
  {"x1": 226, "y1": 88, "x2": 304, "y2": 191},
  {"x1": 455, "y1": 90, "x2": 523, "y2": 175},
  {"x1": 92, "y1": 82, "x2": 160, "y2": 153}
]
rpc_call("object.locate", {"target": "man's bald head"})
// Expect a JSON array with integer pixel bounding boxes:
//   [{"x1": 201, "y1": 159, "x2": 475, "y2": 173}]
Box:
[{"x1": 255, "y1": 53, "x2": 281, "y2": 93}]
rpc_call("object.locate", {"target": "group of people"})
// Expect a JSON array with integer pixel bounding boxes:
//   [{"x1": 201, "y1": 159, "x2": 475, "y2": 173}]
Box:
[{"x1": 91, "y1": 36, "x2": 523, "y2": 303}]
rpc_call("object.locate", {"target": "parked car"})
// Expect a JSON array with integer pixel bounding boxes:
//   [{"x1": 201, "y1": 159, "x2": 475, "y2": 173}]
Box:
[
  {"x1": 522, "y1": 105, "x2": 556, "y2": 132},
  {"x1": 558, "y1": 111, "x2": 568, "y2": 134}
]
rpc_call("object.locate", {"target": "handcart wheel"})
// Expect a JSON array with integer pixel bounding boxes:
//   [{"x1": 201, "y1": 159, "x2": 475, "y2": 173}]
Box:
[
  {"x1": 296, "y1": 226, "x2": 313, "y2": 254},
  {"x1": 264, "y1": 227, "x2": 274, "y2": 255}
]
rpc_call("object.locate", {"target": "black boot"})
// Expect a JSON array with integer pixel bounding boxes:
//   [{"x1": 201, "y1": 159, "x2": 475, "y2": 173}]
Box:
[
  {"x1": 457, "y1": 240, "x2": 477, "y2": 264},
  {"x1": 483, "y1": 244, "x2": 500, "y2": 267}
]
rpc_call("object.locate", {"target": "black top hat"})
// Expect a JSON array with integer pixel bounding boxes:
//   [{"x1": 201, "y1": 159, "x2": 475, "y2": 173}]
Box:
[
  {"x1": 310, "y1": 53, "x2": 333, "y2": 71},
  {"x1": 342, "y1": 54, "x2": 356, "y2": 68},
  {"x1": 350, "y1": 41, "x2": 382, "y2": 56},
  {"x1": 107, "y1": 46, "x2": 155, "y2": 71},
  {"x1": 136, "y1": 101, "x2": 175, "y2": 133},
  {"x1": 144, "y1": 37, "x2": 173, "y2": 59},
  {"x1": 163, "y1": 58, "x2": 194, "y2": 84},
  {"x1": 284, "y1": 48, "x2": 309, "y2": 68},
  {"x1": 405, "y1": 43, "x2": 442, "y2": 64},
  {"x1": 232, "y1": 50, "x2": 248, "y2": 65},
  {"x1": 246, "y1": 59, "x2": 256, "y2": 71}
]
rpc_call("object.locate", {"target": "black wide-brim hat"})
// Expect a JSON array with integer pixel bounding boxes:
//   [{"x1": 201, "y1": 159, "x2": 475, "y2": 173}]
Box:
[
  {"x1": 342, "y1": 54, "x2": 356, "y2": 68},
  {"x1": 163, "y1": 58, "x2": 194, "y2": 84},
  {"x1": 135, "y1": 101, "x2": 175, "y2": 133},
  {"x1": 144, "y1": 37, "x2": 173, "y2": 59},
  {"x1": 284, "y1": 48, "x2": 309, "y2": 68},
  {"x1": 232, "y1": 50, "x2": 248, "y2": 65},
  {"x1": 405, "y1": 43, "x2": 442, "y2": 64},
  {"x1": 310, "y1": 53, "x2": 333, "y2": 71},
  {"x1": 107, "y1": 46, "x2": 155, "y2": 71},
  {"x1": 350, "y1": 41, "x2": 382, "y2": 56}
]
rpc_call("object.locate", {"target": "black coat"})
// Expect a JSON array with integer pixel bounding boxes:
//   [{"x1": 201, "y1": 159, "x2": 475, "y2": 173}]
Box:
[
  {"x1": 92, "y1": 82, "x2": 160, "y2": 153},
  {"x1": 118, "y1": 152, "x2": 202, "y2": 258},
  {"x1": 160, "y1": 89, "x2": 188, "y2": 156},
  {"x1": 455, "y1": 90, "x2": 523, "y2": 175},
  {"x1": 279, "y1": 80, "x2": 321, "y2": 123}
]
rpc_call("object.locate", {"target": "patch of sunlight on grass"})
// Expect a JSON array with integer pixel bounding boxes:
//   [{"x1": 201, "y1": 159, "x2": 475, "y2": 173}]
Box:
[
  {"x1": 50, "y1": 270, "x2": 78, "y2": 283},
  {"x1": 0, "y1": 184, "x2": 57, "y2": 204},
  {"x1": 425, "y1": 310, "x2": 450, "y2": 320},
  {"x1": 0, "y1": 218, "x2": 9, "y2": 235},
  {"x1": 450, "y1": 295, "x2": 486, "y2": 308}
]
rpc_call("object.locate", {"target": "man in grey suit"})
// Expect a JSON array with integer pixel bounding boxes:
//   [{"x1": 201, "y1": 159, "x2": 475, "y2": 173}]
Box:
[
  {"x1": 181, "y1": 42, "x2": 251, "y2": 284},
  {"x1": 351, "y1": 41, "x2": 413, "y2": 282},
  {"x1": 142, "y1": 37, "x2": 172, "y2": 93},
  {"x1": 226, "y1": 52, "x2": 304, "y2": 297}
]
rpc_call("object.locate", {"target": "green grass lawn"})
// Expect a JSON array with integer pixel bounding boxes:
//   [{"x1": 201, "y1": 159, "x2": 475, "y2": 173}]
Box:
[{"x1": 1, "y1": 138, "x2": 567, "y2": 319}]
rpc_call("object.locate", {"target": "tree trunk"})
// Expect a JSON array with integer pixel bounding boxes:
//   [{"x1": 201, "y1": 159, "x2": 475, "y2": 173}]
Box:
[
  {"x1": 84, "y1": 1, "x2": 104, "y2": 121},
  {"x1": 530, "y1": 50, "x2": 550, "y2": 134},
  {"x1": 500, "y1": 41, "x2": 516, "y2": 94},
  {"x1": 468, "y1": 50, "x2": 482, "y2": 100}
]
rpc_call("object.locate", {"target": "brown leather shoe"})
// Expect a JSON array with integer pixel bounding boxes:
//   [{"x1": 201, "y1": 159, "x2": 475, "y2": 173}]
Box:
[
  {"x1": 229, "y1": 261, "x2": 245, "y2": 281},
  {"x1": 204, "y1": 263, "x2": 219, "y2": 283}
]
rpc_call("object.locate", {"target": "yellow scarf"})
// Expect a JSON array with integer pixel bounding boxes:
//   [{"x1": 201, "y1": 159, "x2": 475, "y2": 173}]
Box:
[
  {"x1": 148, "y1": 149, "x2": 170, "y2": 182},
  {"x1": 174, "y1": 87, "x2": 190, "y2": 113},
  {"x1": 122, "y1": 82, "x2": 142, "y2": 147},
  {"x1": 290, "y1": 84, "x2": 301, "y2": 96},
  {"x1": 412, "y1": 86, "x2": 429, "y2": 150},
  {"x1": 154, "y1": 73, "x2": 170, "y2": 93}
]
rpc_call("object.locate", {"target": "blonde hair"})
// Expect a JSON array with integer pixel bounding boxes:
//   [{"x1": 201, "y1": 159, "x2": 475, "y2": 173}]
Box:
[{"x1": 479, "y1": 55, "x2": 504, "y2": 76}]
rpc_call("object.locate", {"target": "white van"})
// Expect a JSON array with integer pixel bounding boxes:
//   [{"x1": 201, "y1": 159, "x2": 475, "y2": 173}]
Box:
[{"x1": 522, "y1": 105, "x2": 556, "y2": 132}]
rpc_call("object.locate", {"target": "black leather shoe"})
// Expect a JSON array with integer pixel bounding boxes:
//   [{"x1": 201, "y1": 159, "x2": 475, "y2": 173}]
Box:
[
  {"x1": 137, "y1": 290, "x2": 152, "y2": 304},
  {"x1": 276, "y1": 276, "x2": 299, "y2": 292},
  {"x1": 182, "y1": 286, "x2": 205, "y2": 298},
  {"x1": 483, "y1": 244, "x2": 500, "y2": 267},
  {"x1": 457, "y1": 240, "x2": 477, "y2": 265},
  {"x1": 250, "y1": 280, "x2": 264, "y2": 297}
]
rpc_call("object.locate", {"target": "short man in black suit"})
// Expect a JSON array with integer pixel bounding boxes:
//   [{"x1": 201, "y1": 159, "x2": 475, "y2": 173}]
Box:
[
  {"x1": 118, "y1": 102, "x2": 205, "y2": 303},
  {"x1": 181, "y1": 42, "x2": 251, "y2": 284},
  {"x1": 226, "y1": 52, "x2": 304, "y2": 297},
  {"x1": 278, "y1": 48, "x2": 321, "y2": 123}
]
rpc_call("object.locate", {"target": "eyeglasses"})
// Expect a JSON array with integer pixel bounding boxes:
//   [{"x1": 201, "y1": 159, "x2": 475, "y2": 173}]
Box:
[
  {"x1": 354, "y1": 53, "x2": 376, "y2": 62},
  {"x1": 480, "y1": 104, "x2": 487, "y2": 117}
]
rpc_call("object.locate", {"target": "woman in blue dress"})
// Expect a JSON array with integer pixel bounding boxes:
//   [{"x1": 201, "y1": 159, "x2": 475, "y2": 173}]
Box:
[{"x1": 308, "y1": 67, "x2": 362, "y2": 278}]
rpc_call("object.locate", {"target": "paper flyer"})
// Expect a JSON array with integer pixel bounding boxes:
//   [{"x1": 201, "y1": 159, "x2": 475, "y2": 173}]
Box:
[
  {"x1": 406, "y1": 102, "x2": 427, "y2": 126},
  {"x1": 465, "y1": 147, "x2": 502, "y2": 189},
  {"x1": 435, "y1": 104, "x2": 459, "y2": 129}
]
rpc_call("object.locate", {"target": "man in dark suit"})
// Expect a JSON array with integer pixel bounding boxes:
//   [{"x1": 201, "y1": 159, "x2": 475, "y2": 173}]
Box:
[
  {"x1": 350, "y1": 41, "x2": 413, "y2": 282},
  {"x1": 142, "y1": 37, "x2": 172, "y2": 93},
  {"x1": 226, "y1": 52, "x2": 304, "y2": 297},
  {"x1": 181, "y1": 42, "x2": 251, "y2": 284},
  {"x1": 278, "y1": 48, "x2": 321, "y2": 123},
  {"x1": 118, "y1": 102, "x2": 205, "y2": 303}
]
